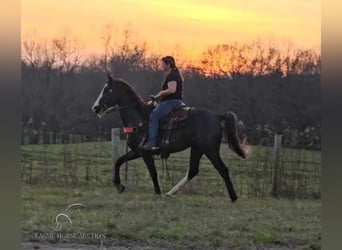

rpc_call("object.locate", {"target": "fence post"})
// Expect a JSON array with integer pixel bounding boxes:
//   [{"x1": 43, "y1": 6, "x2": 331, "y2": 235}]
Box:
[
  {"x1": 39, "y1": 130, "x2": 44, "y2": 144},
  {"x1": 111, "y1": 128, "x2": 121, "y2": 181},
  {"x1": 51, "y1": 131, "x2": 56, "y2": 144},
  {"x1": 272, "y1": 134, "x2": 282, "y2": 198},
  {"x1": 21, "y1": 128, "x2": 25, "y2": 145}
]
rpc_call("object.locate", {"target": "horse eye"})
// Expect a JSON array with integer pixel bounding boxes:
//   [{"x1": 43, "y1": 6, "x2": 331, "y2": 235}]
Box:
[{"x1": 109, "y1": 89, "x2": 113, "y2": 93}]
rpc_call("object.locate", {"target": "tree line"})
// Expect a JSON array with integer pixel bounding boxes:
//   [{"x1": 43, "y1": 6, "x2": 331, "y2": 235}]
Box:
[{"x1": 21, "y1": 32, "x2": 320, "y2": 149}]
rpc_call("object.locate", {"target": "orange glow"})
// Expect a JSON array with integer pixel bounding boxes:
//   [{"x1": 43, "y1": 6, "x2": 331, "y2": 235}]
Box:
[{"x1": 22, "y1": 0, "x2": 321, "y2": 61}]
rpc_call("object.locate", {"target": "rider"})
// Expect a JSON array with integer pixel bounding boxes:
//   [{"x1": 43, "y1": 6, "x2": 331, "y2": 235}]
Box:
[{"x1": 141, "y1": 56, "x2": 184, "y2": 150}]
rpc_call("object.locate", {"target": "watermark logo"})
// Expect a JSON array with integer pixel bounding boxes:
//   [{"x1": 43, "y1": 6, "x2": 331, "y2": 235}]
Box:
[
  {"x1": 31, "y1": 202, "x2": 106, "y2": 241},
  {"x1": 55, "y1": 203, "x2": 87, "y2": 231}
]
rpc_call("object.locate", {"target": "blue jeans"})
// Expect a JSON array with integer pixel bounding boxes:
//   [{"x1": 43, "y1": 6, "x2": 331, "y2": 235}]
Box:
[{"x1": 147, "y1": 99, "x2": 184, "y2": 145}]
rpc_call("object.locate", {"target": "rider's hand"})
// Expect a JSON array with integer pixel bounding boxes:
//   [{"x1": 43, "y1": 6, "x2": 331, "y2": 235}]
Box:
[
  {"x1": 154, "y1": 92, "x2": 162, "y2": 99},
  {"x1": 148, "y1": 100, "x2": 157, "y2": 106}
]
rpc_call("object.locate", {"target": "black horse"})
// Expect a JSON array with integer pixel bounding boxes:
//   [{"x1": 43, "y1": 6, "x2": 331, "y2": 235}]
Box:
[{"x1": 92, "y1": 74, "x2": 247, "y2": 202}]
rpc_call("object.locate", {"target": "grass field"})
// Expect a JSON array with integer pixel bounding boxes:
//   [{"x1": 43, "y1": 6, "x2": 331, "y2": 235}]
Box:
[
  {"x1": 21, "y1": 142, "x2": 321, "y2": 249},
  {"x1": 21, "y1": 185, "x2": 320, "y2": 249}
]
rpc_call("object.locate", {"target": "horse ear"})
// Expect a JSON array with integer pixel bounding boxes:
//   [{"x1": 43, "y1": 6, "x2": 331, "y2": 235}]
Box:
[{"x1": 107, "y1": 73, "x2": 114, "y2": 85}]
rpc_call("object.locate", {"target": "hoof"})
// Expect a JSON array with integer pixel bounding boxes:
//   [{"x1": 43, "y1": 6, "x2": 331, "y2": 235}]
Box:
[
  {"x1": 231, "y1": 196, "x2": 238, "y2": 203},
  {"x1": 116, "y1": 184, "x2": 125, "y2": 193},
  {"x1": 165, "y1": 192, "x2": 174, "y2": 197}
]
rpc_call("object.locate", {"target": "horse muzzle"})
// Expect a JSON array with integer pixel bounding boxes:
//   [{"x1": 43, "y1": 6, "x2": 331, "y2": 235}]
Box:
[{"x1": 92, "y1": 105, "x2": 106, "y2": 118}]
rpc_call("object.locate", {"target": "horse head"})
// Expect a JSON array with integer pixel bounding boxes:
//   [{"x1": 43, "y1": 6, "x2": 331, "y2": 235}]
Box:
[{"x1": 92, "y1": 74, "x2": 121, "y2": 118}]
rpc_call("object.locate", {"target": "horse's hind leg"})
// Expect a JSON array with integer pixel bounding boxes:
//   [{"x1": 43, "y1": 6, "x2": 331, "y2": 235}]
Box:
[
  {"x1": 113, "y1": 150, "x2": 140, "y2": 193},
  {"x1": 166, "y1": 147, "x2": 203, "y2": 196},
  {"x1": 205, "y1": 150, "x2": 238, "y2": 202}
]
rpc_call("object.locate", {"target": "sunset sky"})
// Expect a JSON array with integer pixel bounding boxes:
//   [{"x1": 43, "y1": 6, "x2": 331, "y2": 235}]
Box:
[{"x1": 22, "y1": 0, "x2": 321, "y2": 58}]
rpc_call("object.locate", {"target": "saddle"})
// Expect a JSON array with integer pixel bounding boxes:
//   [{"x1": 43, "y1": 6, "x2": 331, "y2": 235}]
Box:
[
  {"x1": 139, "y1": 100, "x2": 192, "y2": 159},
  {"x1": 160, "y1": 103, "x2": 191, "y2": 130},
  {"x1": 158, "y1": 104, "x2": 192, "y2": 159}
]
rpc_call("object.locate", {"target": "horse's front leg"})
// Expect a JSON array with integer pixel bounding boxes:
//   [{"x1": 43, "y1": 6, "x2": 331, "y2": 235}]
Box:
[
  {"x1": 113, "y1": 150, "x2": 140, "y2": 193},
  {"x1": 141, "y1": 152, "x2": 161, "y2": 195}
]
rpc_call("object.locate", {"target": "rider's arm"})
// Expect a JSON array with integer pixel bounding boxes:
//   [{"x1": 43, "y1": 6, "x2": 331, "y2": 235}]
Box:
[{"x1": 156, "y1": 81, "x2": 177, "y2": 98}]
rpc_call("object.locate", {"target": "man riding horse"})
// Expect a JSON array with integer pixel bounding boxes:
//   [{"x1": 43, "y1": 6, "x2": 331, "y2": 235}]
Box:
[{"x1": 141, "y1": 56, "x2": 184, "y2": 150}]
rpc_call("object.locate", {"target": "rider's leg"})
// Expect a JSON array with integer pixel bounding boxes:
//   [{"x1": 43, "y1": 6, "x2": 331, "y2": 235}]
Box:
[{"x1": 145, "y1": 99, "x2": 183, "y2": 147}]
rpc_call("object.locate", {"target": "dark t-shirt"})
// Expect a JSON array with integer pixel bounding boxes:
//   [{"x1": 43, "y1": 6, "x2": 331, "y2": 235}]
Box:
[{"x1": 160, "y1": 69, "x2": 183, "y2": 102}]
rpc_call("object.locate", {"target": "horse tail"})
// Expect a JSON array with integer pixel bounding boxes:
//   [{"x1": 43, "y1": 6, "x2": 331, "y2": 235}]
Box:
[{"x1": 220, "y1": 111, "x2": 247, "y2": 159}]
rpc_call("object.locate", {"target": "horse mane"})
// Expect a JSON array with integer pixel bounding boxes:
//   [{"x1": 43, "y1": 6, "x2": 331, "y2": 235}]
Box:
[{"x1": 114, "y1": 78, "x2": 146, "y2": 104}]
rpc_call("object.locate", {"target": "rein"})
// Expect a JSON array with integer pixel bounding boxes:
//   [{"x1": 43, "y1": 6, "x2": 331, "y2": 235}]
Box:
[
  {"x1": 104, "y1": 102, "x2": 144, "y2": 114},
  {"x1": 103, "y1": 102, "x2": 150, "y2": 132}
]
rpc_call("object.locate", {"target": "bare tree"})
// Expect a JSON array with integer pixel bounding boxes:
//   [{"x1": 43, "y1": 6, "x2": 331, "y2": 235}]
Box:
[
  {"x1": 100, "y1": 24, "x2": 116, "y2": 72},
  {"x1": 52, "y1": 32, "x2": 82, "y2": 74}
]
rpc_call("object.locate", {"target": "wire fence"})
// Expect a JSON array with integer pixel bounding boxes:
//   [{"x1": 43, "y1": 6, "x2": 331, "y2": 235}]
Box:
[{"x1": 21, "y1": 129, "x2": 321, "y2": 199}]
